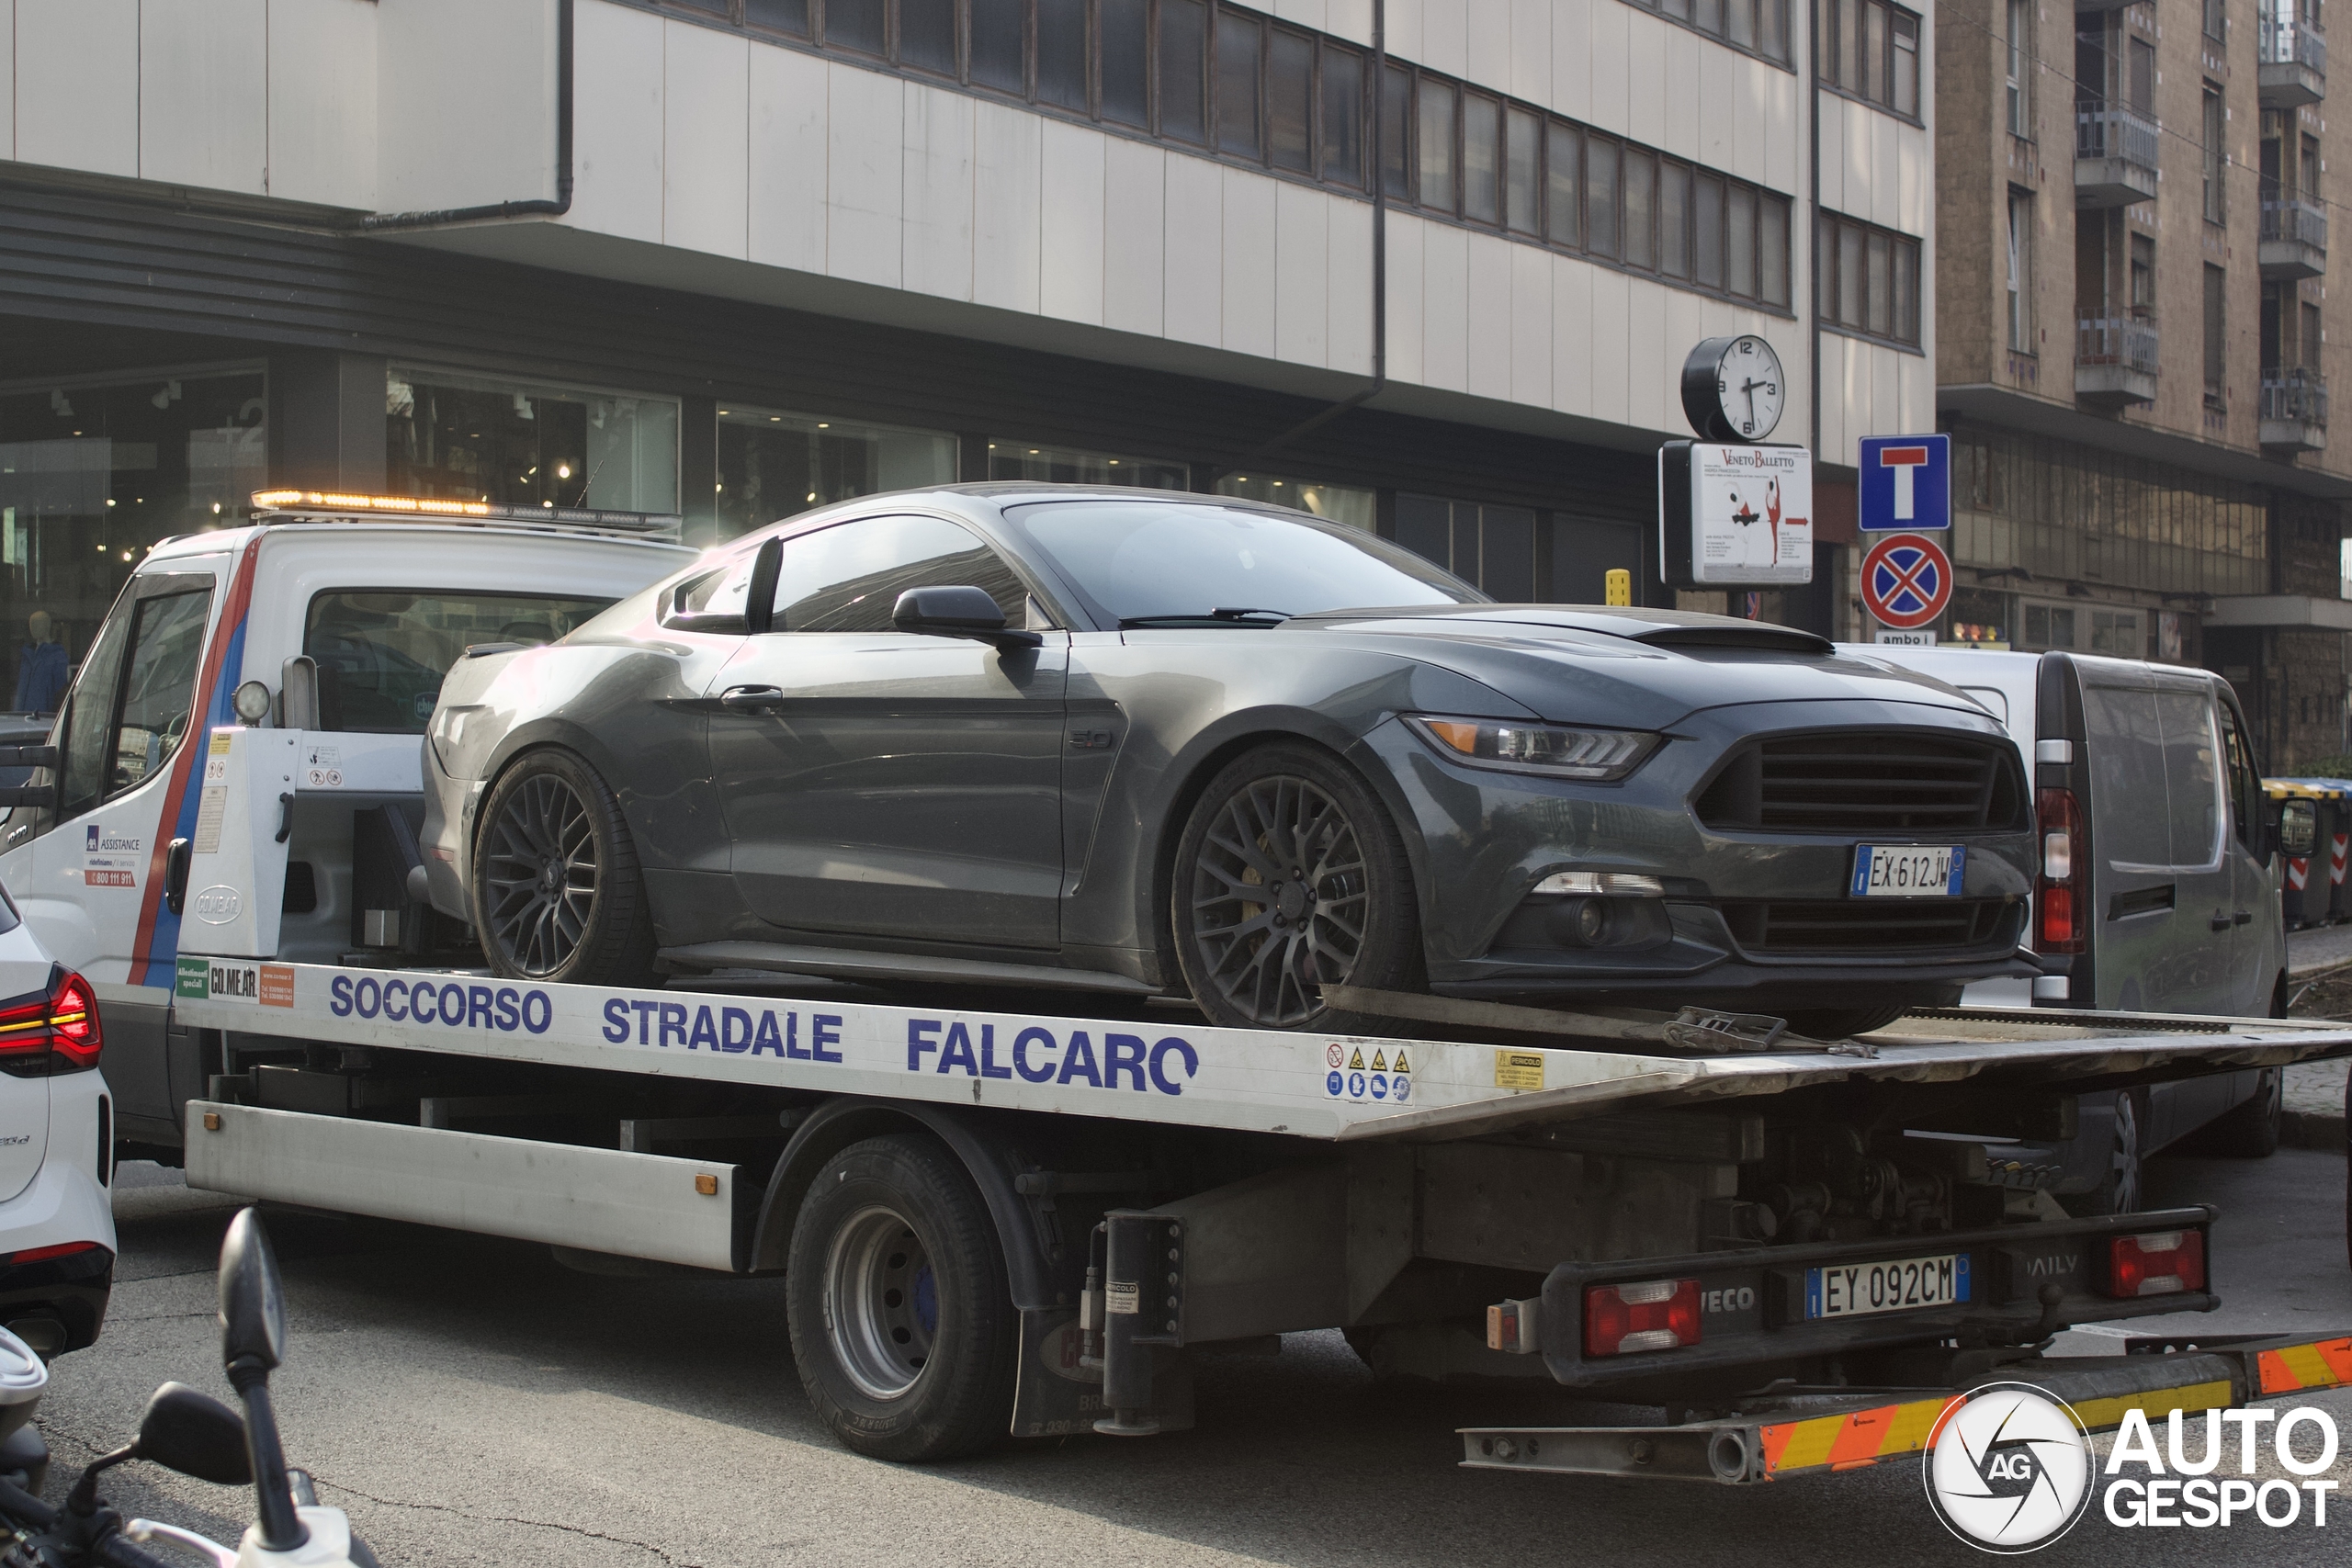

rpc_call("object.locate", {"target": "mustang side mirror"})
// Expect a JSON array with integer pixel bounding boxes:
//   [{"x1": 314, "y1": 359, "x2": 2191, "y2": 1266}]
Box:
[
  {"x1": 2278, "y1": 797, "x2": 2318, "y2": 859},
  {"x1": 137, "y1": 1382, "x2": 252, "y2": 1485},
  {"x1": 892, "y1": 586, "x2": 1043, "y2": 650}
]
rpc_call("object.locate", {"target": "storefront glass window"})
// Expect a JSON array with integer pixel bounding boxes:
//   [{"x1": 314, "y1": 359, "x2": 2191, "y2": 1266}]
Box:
[
  {"x1": 987, "y1": 441, "x2": 1188, "y2": 490},
  {"x1": 714, "y1": 407, "x2": 956, "y2": 545},
  {"x1": 385, "y1": 368, "x2": 679, "y2": 516},
  {"x1": 0, "y1": 369, "x2": 266, "y2": 713},
  {"x1": 1213, "y1": 474, "x2": 1376, "y2": 530}
]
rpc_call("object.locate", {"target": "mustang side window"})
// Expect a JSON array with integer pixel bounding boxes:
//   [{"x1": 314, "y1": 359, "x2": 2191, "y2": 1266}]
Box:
[{"x1": 774, "y1": 515, "x2": 1030, "y2": 632}]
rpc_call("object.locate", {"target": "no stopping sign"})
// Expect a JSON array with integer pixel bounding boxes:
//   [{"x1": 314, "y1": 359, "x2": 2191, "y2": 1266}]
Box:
[{"x1": 1860, "y1": 532, "x2": 1952, "y2": 630}]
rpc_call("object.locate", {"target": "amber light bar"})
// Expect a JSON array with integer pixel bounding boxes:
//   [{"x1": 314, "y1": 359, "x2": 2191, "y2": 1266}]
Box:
[
  {"x1": 252, "y1": 490, "x2": 493, "y2": 516},
  {"x1": 248, "y1": 491, "x2": 684, "y2": 537}
]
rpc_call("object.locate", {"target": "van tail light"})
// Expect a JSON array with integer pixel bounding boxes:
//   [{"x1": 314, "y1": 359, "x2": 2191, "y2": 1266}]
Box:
[
  {"x1": 1584, "y1": 1278, "x2": 1702, "y2": 1356},
  {"x1": 2107, "y1": 1230, "x2": 2206, "y2": 1298},
  {"x1": 2036, "y1": 787, "x2": 2086, "y2": 954},
  {"x1": 0, "y1": 969, "x2": 103, "y2": 1077}
]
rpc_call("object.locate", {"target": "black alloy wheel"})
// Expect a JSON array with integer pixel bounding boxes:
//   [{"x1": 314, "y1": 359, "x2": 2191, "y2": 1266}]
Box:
[
  {"x1": 1173, "y1": 743, "x2": 1420, "y2": 1030},
  {"x1": 473, "y1": 750, "x2": 656, "y2": 986}
]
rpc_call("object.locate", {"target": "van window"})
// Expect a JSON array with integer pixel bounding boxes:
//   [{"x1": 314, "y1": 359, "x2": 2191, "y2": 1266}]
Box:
[
  {"x1": 2082, "y1": 678, "x2": 2226, "y2": 872},
  {"x1": 304, "y1": 591, "x2": 612, "y2": 733},
  {"x1": 58, "y1": 581, "x2": 213, "y2": 819},
  {"x1": 2219, "y1": 701, "x2": 2258, "y2": 848}
]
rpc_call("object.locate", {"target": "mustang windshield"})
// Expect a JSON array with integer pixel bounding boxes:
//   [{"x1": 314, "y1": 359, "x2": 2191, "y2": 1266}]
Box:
[{"x1": 1001, "y1": 501, "x2": 1481, "y2": 626}]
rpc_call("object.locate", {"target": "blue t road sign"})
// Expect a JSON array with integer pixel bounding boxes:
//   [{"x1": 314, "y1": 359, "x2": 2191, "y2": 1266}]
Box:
[{"x1": 1858, "y1": 434, "x2": 1951, "y2": 531}]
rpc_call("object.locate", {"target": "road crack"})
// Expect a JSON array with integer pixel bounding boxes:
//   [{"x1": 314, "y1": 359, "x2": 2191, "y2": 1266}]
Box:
[{"x1": 316, "y1": 1478, "x2": 706, "y2": 1567}]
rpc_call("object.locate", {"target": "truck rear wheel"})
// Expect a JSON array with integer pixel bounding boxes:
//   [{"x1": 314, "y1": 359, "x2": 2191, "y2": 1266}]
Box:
[
  {"x1": 473, "y1": 750, "x2": 657, "y2": 987},
  {"x1": 786, "y1": 1134, "x2": 1016, "y2": 1461}
]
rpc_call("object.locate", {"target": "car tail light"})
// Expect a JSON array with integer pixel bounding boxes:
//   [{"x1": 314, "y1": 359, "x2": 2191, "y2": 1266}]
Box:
[
  {"x1": 1584, "y1": 1278, "x2": 1702, "y2": 1356},
  {"x1": 2108, "y1": 1230, "x2": 2206, "y2": 1298},
  {"x1": 2036, "y1": 788, "x2": 2086, "y2": 954},
  {"x1": 6, "y1": 1241, "x2": 103, "y2": 1266},
  {"x1": 0, "y1": 969, "x2": 103, "y2": 1077}
]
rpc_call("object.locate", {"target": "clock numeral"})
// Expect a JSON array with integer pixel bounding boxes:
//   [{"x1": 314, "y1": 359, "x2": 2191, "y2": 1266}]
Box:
[
  {"x1": 1742, "y1": 420, "x2": 1755, "y2": 434},
  {"x1": 1764, "y1": 382, "x2": 1778, "y2": 396}
]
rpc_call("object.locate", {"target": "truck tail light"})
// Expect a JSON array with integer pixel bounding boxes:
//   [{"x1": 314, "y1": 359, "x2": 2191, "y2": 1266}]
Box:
[
  {"x1": 2037, "y1": 787, "x2": 2086, "y2": 954},
  {"x1": 0, "y1": 970, "x2": 103, "y2": 1077},
  {"x1": 2108, "y1": 1230, "x2": 2205, "y2": 1298},
  {"x1": 1583, "y1": 1278, "x2": 1702, "y2": 1357}
]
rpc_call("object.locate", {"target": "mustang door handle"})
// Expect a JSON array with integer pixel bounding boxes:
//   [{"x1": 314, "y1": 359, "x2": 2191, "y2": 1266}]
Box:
[{"x1": 719, "y1": 685, "x2": 786, "y2": 710}]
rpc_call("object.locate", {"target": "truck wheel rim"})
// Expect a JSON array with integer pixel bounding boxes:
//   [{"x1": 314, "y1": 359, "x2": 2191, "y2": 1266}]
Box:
[
  {"x1": 824, "y1": 1204, "x2": 937, "y2": 1401},
  {"x1": 481, "y1": 774, "x2": 600, "y2": 976},
  {"x1": 1189, "y1": 774, "x2": 1368, "y2": 1026}
]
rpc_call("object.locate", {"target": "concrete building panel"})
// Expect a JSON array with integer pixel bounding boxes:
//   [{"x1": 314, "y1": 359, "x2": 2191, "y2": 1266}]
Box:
[
  {"x1": 567, "y1": 0, "x2": 663, "y2": 245},
  {"x1": 1325, "y1": 197, "x2": 1374, "y2": 377},
  {"x1": 1588, "y1": 2, "x2": 1631, "y2": 137},
  {"x1": 662, "y1": 22, "x2": 750, "y2": 261},
  {"x1": 826, "y1": 63, "x2": 905, "y2": 289},
  {"x1": 1588, "y1": 267, "x2": 1633, "y2": 418},
  {"x1": 1464, "y1": 0, "x2": 1509, "y2": 95},
  {"x1": 1624, "y1": 13, "x2": 1668, "y2": 152},
  {"x1": 1464, "y1": 230, "x2": 1513, "y2": 402},
  {"x1": 972, "y1": 98, "x2": 1043, "y2": 314},
  {"x1": 747, "y1": 43, "x2": 828, "y2": 277},
  {"x1": 1039, "y1": 120, "x2": 1107, "y2": 326},
  {"x1": 1274, "y1": 181, "x2": 1331, "y2": 368},
  {"x1": 14, "y1": 0, "x2": 138, "y2": 179},
  {"x1": 1384, "y1": 212, "x2": 1428, "y2": 386},
  {"x1": 268, "y1": 0, "x2": 379, "y2": 210},
  {"x1": 1220, "y1": 167, "x2": 1280, "y2": 358},
  {"x1": 1324, "y1": 0, "x2": 1375, "y2": 47},
  {"x1": 1162, "y1": 151, "x2": 1224, "y2": 348},
  {"x1": 1420, "y1": 220, "x2": 1471, "y2": 393},
  {"x1": 1550, "y1": 251, "x2": 1595, "y2": 420},
  {"x1": 139, "y1": 0, "x2": 267, "y2": 197},
  {"x1": 901, "y1": 84, "x2": 976, "y2": 302},
  {"x1": 1510, "y1": 0, "x2": 1553, "y2": 107},
  {"x1": 1102, "y1": 137, "x2": 1166, "y2": 337},
  {"x1": 380, "y1": 0, "x2": 557, "y2": 218},
  {"x1": 1551, "y1": 0, "x2": 1593, "y2": 122},
  {"x1": 1510, "y1": 241, "x2": 1555, "y2": 410}
]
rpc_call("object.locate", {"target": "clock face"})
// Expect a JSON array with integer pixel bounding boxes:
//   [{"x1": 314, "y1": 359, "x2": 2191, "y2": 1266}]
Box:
[{"x1": 1714, "y1": 336, "x2": 1783, "y2": 441}]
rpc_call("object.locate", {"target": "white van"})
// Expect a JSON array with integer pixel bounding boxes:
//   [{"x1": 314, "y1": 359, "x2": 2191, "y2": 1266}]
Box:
[
  {"x1": 0, "y1": 499, "x2": 694, "y2": 1158},
  {"x1": 1852, "y1": 645, "x2": 2286, "y2": 1211}
]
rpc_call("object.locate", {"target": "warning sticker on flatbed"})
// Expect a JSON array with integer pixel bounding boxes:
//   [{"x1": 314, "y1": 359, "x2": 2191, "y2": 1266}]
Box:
[{"x1": 1495, "y1": 1050, "x2": 1546, "y2": 1091}]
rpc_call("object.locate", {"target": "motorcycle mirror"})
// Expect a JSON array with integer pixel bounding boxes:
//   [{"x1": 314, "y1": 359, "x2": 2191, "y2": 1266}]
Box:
[
  {"x1": 217, "y1": 1208, "x2": 286, "y2": 1372},
  {"x1": 136, "y1": 1382, "x2": 252, "y2": 1485}
]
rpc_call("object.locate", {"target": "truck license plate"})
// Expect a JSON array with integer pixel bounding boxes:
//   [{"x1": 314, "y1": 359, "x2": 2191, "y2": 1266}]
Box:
[
  {"x1": 1850, "y1": 844, "x2": 1964, "y2": 897},
  {"x1": 1804, "y1": 1253, "x2": 1970, "y2": 1320}
]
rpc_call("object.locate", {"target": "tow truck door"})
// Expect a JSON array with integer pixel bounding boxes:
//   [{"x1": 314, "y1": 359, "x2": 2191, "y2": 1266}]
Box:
[{"x1": 0, "y1": 557, "x2": 232, "y2": 1145}]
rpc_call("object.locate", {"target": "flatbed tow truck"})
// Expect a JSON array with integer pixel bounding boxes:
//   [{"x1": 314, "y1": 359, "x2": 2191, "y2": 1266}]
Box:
[{"x1": 26, "y1": 494, "x2": 2352, "y2": 1483}]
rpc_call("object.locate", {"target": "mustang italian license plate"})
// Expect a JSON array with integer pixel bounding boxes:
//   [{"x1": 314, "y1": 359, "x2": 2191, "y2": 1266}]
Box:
[
  {"x1": 1804, "y1": 1253, "x2": 1971, "y2": 1320},
  {"x1": 1850, "y1": 843, "x2": 1964, "y2": 897}
]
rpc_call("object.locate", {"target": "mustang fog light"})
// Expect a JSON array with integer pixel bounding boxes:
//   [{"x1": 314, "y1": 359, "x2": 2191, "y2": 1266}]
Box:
[
  {"x1": 1408, "y1": 716, "x2": 1658, "y2": 781},
  {"x1": 2107, "y1": 1230, "x2": 2205, "y2": 1298},
  {"x1": 1532, "y1": 872, "x2": 1665, "y2": 897},
  {"x1": 1583, "y1": 1278, "x2": 1702, "y2": 1356}
]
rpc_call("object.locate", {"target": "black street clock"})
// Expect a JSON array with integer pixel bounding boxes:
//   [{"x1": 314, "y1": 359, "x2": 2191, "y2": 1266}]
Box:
[{"x1": 1680, "y1": 335, "x2": 1784, "y2": 442}]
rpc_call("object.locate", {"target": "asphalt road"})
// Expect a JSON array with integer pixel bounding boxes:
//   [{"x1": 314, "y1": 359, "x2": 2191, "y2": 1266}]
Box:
[{"x1": 27, "y1": 1150, "x2": 2352, "y2": 1568}]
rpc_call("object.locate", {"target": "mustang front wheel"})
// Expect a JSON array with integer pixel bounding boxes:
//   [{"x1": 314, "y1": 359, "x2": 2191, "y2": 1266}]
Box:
[{"x1": 1172, "y1": 743, "x2": 1420, "y2": 1030}]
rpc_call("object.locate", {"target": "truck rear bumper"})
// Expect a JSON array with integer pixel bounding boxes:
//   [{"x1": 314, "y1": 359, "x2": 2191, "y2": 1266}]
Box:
[{"x1": 1461, "y1": 1333, "x2": 2352, "y2": 1483}]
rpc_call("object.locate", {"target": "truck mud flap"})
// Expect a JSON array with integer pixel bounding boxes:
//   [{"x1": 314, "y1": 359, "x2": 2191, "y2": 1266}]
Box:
[
  {"x1": 182, "y1": 1101, "x2": 748, "y2": 1272},
  {"x1": 1459, "y1": 1334, "x2": 2352, "y2": 1483}
]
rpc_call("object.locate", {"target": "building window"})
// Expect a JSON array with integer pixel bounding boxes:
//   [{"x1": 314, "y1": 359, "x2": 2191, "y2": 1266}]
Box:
[
  {"x1": 987, "y1": 440, "x2": 1189, "y2": 489},
  {"x1": 2204, "y1": 264, "x2": 2228, "y2": 404},
  {"x1": 2203, "y1": 85, "x2": 2227, "y2": 223},
  {"x1": 0, "y1": 368, "x2": 265, "y2": 709},
  {"x1": 2007, "y1": 190, "x2": 2035, "y2": 352},
  {"x1": 2006, "y1": 0, "x2": 2033, "y2": 137},
  {"x1": 2204, "y1": 0, "x2": 2225, "y2": 42},
  {"x1": 1820, "y1": 0, "x2": 1921, "y2": 119},
  {"x1": 387, "y1": 369, "x2": 680, "y2": 515},
  {"x1": 1395, "y1": 496, "x2": 1537, "y2": 600},
  {"x1": 2129, "y1": 231, "x2": 2155, "y2": 311},
  {"x1": 1818, "y1": 212, "x2": 1921, "y2": 344},
  {"x1": 713, "y1": 407, "x2": 956, "y2": 544},
  {"x1": 1213, "y1": 473, "x2": 1377, "y2": 528},
  {"x1": 681, "y1": 2, "x2": 1791, "y2": 312}
]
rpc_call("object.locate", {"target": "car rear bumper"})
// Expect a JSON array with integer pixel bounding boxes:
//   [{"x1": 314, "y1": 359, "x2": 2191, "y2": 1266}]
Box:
[{"x1": 0, "y1": 1150, "x2": 117, "y2": 1356}]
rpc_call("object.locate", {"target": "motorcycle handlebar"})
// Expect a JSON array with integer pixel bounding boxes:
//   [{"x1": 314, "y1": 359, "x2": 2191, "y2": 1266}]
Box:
[{"x1": 93, "y1": 1535, "x2": 183, "y2": 1568}]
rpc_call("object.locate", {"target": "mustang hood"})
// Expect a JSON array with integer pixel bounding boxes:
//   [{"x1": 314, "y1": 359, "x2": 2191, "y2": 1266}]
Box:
[{"x1": 1280, "y1": 604, "x2": 1993, "y2": 731}]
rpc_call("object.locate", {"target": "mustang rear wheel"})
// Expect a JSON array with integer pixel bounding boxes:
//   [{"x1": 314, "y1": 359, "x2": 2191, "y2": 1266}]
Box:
[
  {"x1": 1171, "y1": 743, "x2": 1420, "y2": 1030},
  {"x1": 473, "y1": 749, "x2": 657, "y2": 987}
]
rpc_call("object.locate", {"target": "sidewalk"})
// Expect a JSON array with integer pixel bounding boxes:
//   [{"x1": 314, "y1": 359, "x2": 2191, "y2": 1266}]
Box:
[
  {"x1": 2289, "y1": 920, "x2": 2352, "y2": 980},
  {"x1": 2284, "y1": 924, "x2": 2351, "y2": 1152}
]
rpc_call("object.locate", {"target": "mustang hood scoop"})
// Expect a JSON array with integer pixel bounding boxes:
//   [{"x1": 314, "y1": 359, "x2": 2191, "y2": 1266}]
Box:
[{"x1": 1283, "y1": 604, "x2": 1836, "y2": 656}]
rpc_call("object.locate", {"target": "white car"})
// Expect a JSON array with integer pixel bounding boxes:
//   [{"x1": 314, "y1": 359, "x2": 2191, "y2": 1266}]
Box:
[{"x1": 0, "y1": 886, "x2": 114, "y2": 1359}]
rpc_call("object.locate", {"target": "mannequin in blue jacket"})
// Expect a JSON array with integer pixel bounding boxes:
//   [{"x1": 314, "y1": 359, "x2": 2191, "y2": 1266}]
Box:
[{"x1": 13, "y1": 612, "x2": 68, "y2": 716}]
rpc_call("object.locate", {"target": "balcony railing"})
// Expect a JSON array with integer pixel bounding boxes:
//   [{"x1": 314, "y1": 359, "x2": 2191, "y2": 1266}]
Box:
[
  {"x1": 2077, "y1": 315, "x2": 2161, "y2": 375},
  {"x1": 2260, "y1": 14, "x2": 2328, "y2": 73},
  {"x1": 2075, "y1": 104, "x2": 2160, "y2": 170},
  {"x1": 2261, "y1": 197, "x2": 2330, "y2": 250},
  {"x1": 2261, "y1": 367, "x2": 2330, "y2": 427}
]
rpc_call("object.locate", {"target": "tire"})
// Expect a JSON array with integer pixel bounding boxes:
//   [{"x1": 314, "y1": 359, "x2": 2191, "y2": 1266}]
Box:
[
  {"x1": 472, "y1": 749, "x2": 657, "y2": 987},
  {"x1": 785, "y1": 1134, "x2": 1017, "y2": 1462},
  {"x1": 1170, "y1": 742, "x2": 1422, "y2": 1031},
  {"x1": 2063, "y1": 1089, "x2": 2144, "y2": 1218},
  {"x1": 2178, "y1": 1068, "x2": 2283, "y2": 1159},
  {"x1": 1782, "y1": 1005, "x2": 1908, "y2": 1040}
]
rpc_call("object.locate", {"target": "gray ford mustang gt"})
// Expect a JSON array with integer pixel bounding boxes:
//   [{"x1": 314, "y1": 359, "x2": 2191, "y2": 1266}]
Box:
[{"x1": 420, "y1": 484, "x2": 2036, "y2": 1035}]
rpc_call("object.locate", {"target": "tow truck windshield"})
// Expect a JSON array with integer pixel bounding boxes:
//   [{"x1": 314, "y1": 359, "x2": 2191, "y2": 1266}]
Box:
[{"x1": 304, "y1": 589, "x2": 613, "y2": 733}]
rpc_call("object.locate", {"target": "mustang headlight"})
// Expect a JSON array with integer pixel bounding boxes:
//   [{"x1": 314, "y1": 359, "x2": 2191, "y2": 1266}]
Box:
[{"x1": 1406, "y1": 716, "x2": 1658, "y2": 781}]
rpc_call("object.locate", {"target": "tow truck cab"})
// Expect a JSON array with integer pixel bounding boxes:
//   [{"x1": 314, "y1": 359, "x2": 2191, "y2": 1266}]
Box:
[{"x1": 0, "y1": 495, "x2": 692, "y2": 1156}]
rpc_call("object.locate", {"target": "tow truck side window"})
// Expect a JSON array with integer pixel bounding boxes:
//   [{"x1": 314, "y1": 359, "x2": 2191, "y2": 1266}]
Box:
[
  {"x1": 58, "y1": 581, "x2": 213, "y2": 821},
  {"x1": 303, "y1": 591, "x2": 613, "y2": 733}
]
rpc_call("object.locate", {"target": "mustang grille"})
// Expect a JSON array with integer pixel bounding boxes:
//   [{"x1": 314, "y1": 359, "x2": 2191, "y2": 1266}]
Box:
[
  {"x1": 1694, "y1": 733, "x2": 2024, "y2": 833},
  {"x1": 1718, "y1": 898, "x2": 2017, "y2": 953}
]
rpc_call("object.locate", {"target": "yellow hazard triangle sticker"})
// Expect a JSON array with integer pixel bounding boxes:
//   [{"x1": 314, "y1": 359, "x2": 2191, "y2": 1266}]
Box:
[
  {"x1": 1391, "y1": 1050, "x2": 1409, "y2": 1074},
  {"x1": 1371, "y1": 1050, "x2": 1387, "y2": 1071},
  {"x1": 1347, "y1": 1047, "x2": 1365, "y2": 1070}
]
